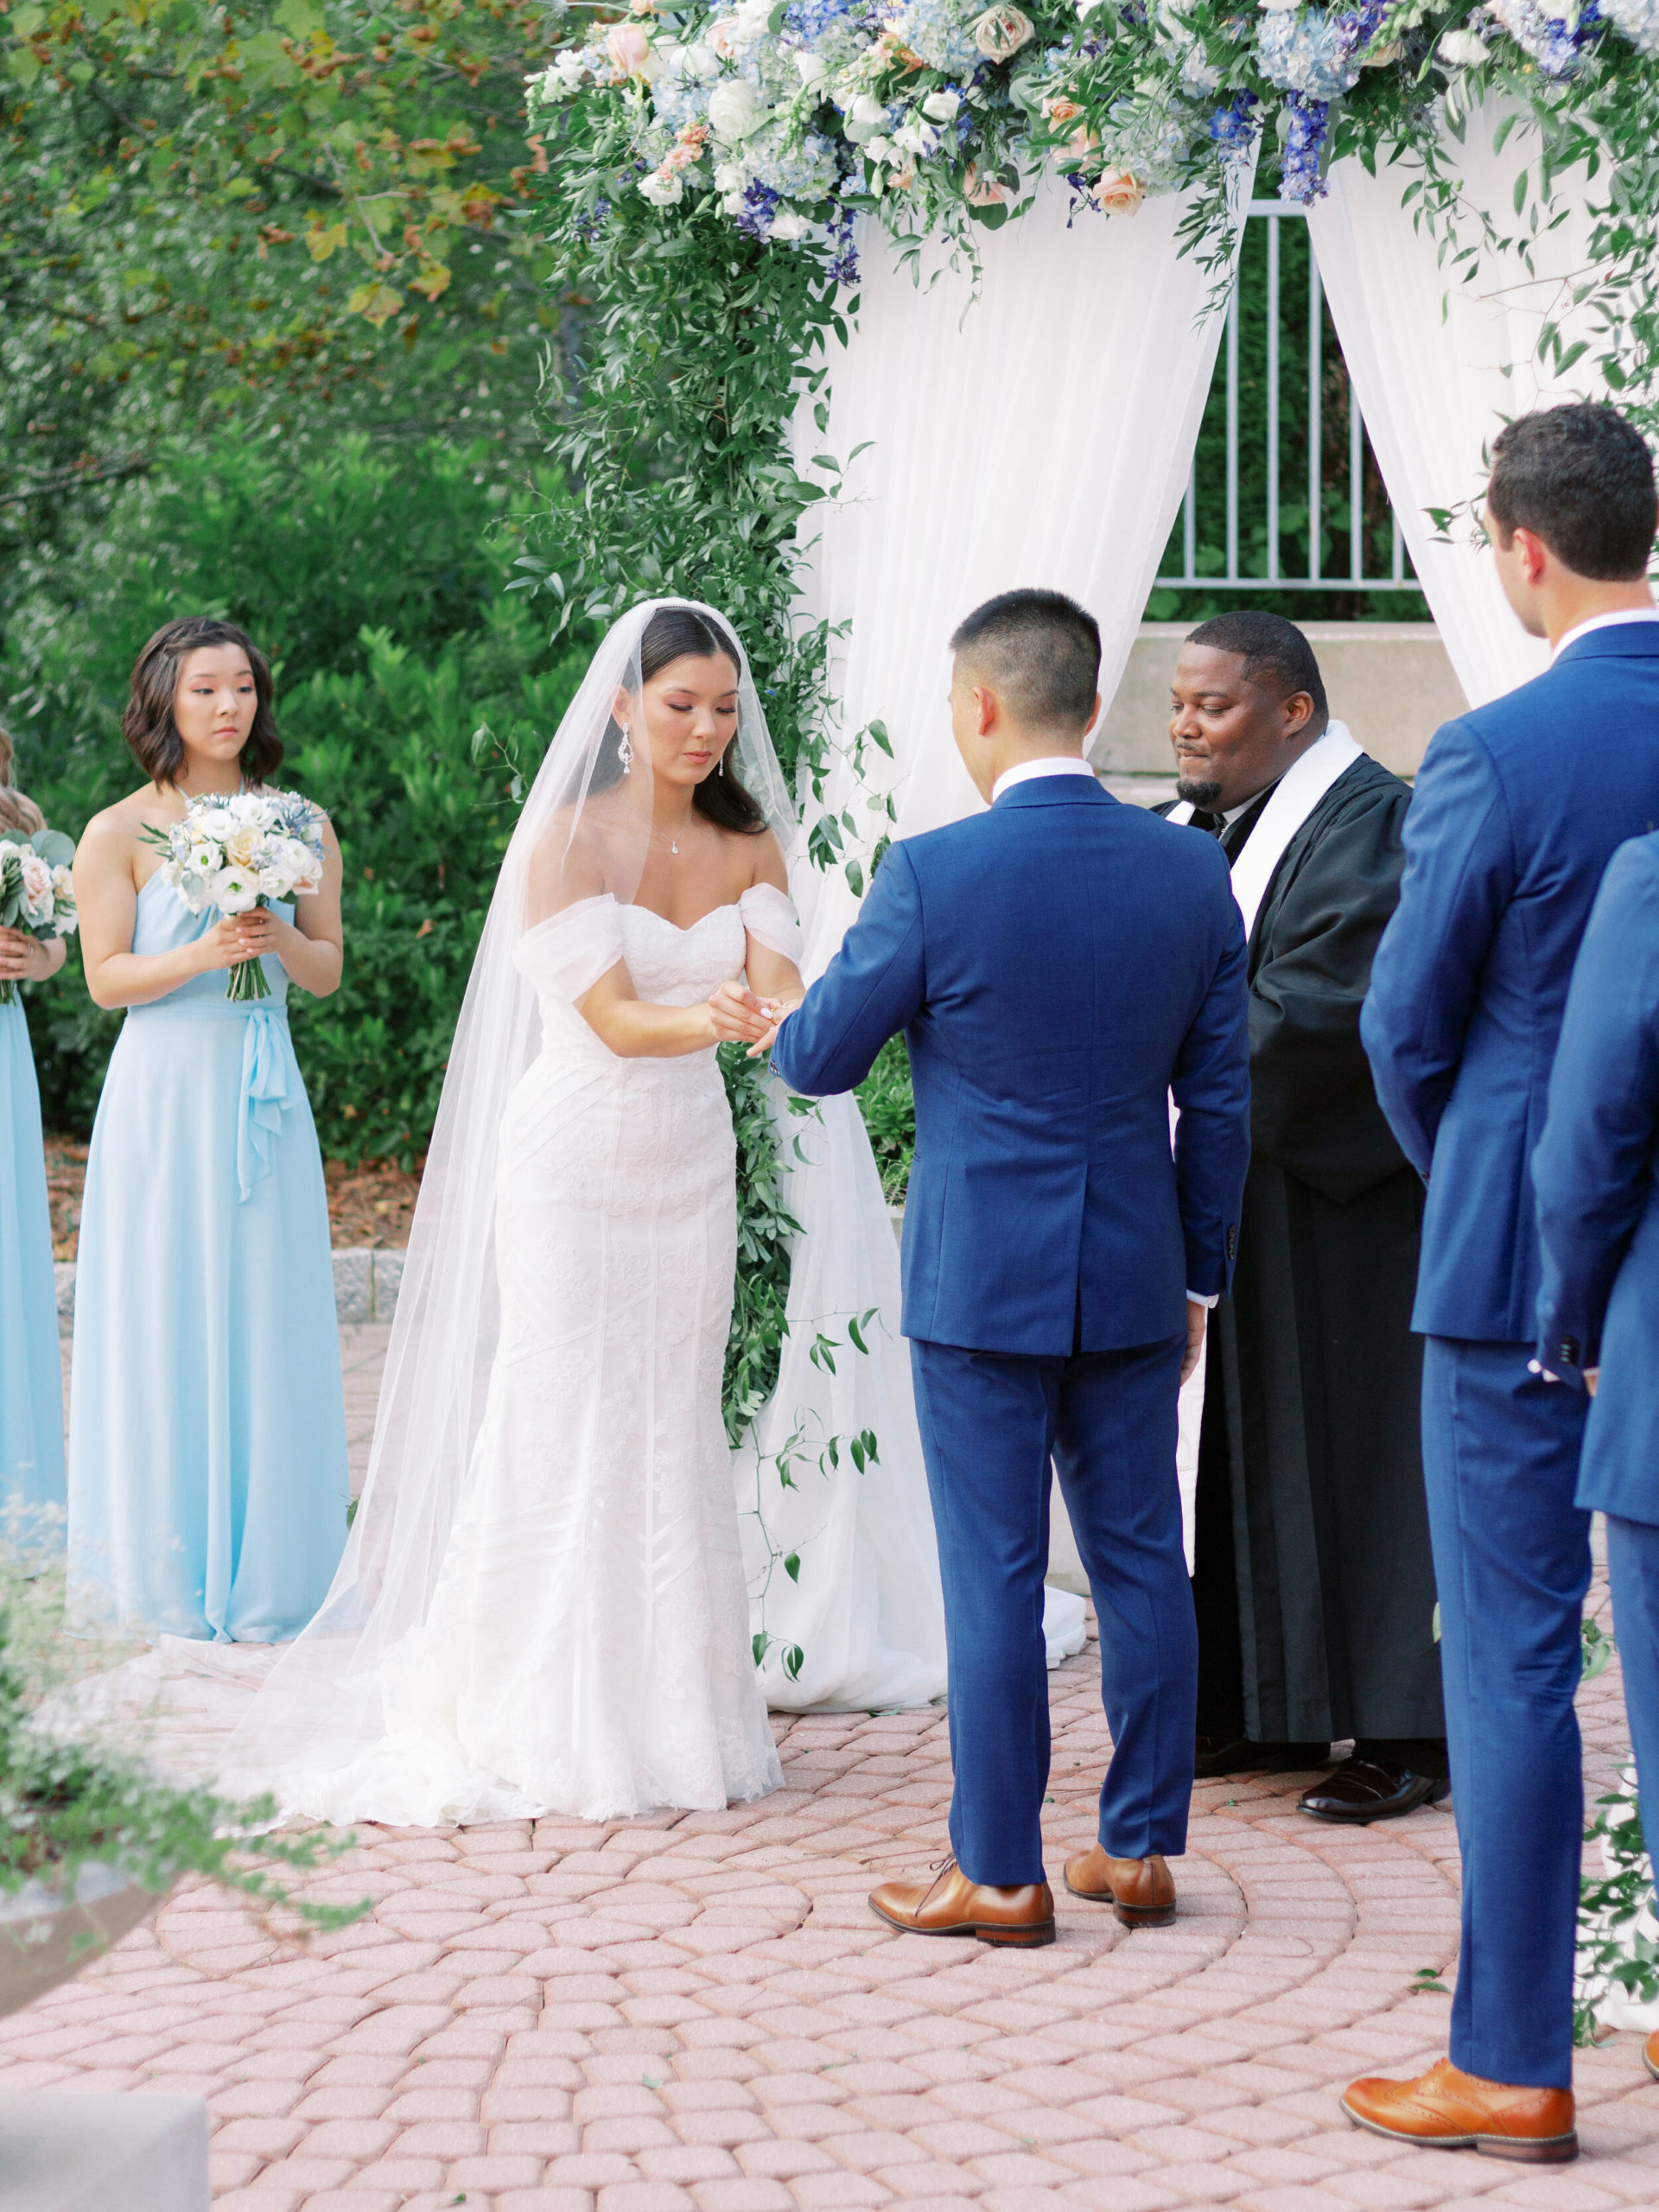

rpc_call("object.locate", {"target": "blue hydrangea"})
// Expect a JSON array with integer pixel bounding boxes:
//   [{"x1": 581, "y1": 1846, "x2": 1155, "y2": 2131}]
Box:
[
  {"x1": 1484, "y1": 0, "x2": 1605, "y2": 73},
  {"x1": 888, "y1": 0, "x2": 983, "y2": 71},
  {"x1": 1256, "y1": 9, "x2": 1364, "y2": 99},
  {"x1": 1602, "y1": 0, "x2": 1659, "y2": 51}
]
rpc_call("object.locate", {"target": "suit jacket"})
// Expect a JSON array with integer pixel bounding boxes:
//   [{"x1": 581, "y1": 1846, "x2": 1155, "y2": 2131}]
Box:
[
  {"x1": 770, "y1": 774, "x2": 1252, "y2": 1357},
  {"x1": 1361, "y1": 622, "x2": 1659, "y2": 1342},
  {"x1": 1534, "y1": 832, "x2": 1659, "y2": 1522}
]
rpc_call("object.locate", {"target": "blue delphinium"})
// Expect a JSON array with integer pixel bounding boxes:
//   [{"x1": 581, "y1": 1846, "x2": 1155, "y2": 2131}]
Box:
[
  {"x1": 1278, "y1": 90, "x2": 1330, "y2": 201},
  {"x1": 826, "y1": 204, "x2": 861, "y2": 283},
  {"x1": 1208, "y1": 88, "x2": 1259, "y2": 164}
]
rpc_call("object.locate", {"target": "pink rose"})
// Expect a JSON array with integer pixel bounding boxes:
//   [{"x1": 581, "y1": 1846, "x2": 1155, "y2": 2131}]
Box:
[
  {"x1": 706, "y1": 15, "x2": 744, "y2": 57},
  {"x1": 963, "y1": 163, "x2": 1008, "y2": 206},
  {"x1": 971, "y1": 4, "x2": 1035, "y2": 59},
  {"x1": 1041, "y1": 96, "x2": 1084, "y2": 127},
  {"x1": 606, "y1": 22, "x2": 653, "y2": 77},
  {"x1": 1091, "y1": 167, "x2": 1144, "y2": 216}
]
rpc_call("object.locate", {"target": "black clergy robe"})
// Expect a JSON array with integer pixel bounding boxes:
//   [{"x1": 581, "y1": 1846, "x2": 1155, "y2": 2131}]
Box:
[{"x1": 1161, "y1": 754, "x2": 1443, "y2": 1748}]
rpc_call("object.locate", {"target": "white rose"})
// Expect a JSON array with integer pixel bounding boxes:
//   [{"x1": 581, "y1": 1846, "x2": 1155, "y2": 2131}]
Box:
[
  {"x1": 893, "y1": 118, "x2": 938, "y2": 157},
  {"x1": 1438, "y1": 26, "x2": 1491, "y2": 62},
  {"x1": 195, "y1": 806, "x2": 238, "y2": 842},
  {"x1": 768, "y1": 210, "x2": 811, "y2": 240},
  {"x1": 922, "y1": 88, "x2": 962, "y2": 123},
  {"x1": 734, "y1": 0, "x2": 773, "y2": 37},
  {"x1": 680, "y1": 41, "x2": 719, "y2": 78},
  {"x1": 795, "y1": 49, "x2": 829, "y2": 90},
  {"x1": 713, "y1": 160, "x2": 747, "y2": 191},
  {"x1": 844, "y1": 92, "x2": 887, "y2": 141},
  {"x1": 971, "y1": 3, "x2": 1035, "y2": 58},
  {"x1": 639, "y1": 167, "x2": 687, "y2": 205},
  {"x1": 51, "y1": 865, "x2": 73, "y2": 899},
  {"x1": 866, "y1": 134, "x2": 893, "y2": 164},
  {"x1": 1255, "y1": 0, "x2": 1300, "y2": 12},
  {"x1": 708, "y1": 75, "x2": 766, "y2": 140}
]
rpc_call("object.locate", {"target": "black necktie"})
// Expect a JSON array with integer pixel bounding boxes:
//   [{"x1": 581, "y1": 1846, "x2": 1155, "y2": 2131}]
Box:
[{"x1": 1188, "y1": 809, "x2": 1225, "y2": 836}]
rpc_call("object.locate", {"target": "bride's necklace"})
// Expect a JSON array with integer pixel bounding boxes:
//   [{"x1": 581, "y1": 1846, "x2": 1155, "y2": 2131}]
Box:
[{"x1": 652, "y1": 810, "x2": 696, "y2": 857}]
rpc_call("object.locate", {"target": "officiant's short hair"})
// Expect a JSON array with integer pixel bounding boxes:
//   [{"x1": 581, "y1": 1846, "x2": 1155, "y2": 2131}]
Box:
[
  {"x1": 1486, "y1": 404, "x2": 1656, "y2": 581},
  {"x1": 950, "y1": 590, "x2": 1101, "y2": 732},
  {"x1": 1184, "y1": 610, "x2": 1328, "y2": 723}
]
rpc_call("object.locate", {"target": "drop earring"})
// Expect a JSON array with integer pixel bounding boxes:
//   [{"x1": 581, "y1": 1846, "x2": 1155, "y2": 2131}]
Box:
[
  {"x1": 618, "y1": 722, "x2": 632, "y2": 776},
  {"x1": 718, "y1": 753, "x2": 725, "y2": 778}
]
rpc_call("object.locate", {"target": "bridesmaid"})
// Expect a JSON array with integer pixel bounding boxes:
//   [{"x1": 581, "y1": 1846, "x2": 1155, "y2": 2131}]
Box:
[
  {"x1": 68, "y1": 617, "x2": 349, "y2": 1642},
  {"x1": 0, "y1": 732, "x2": 67, "y2": 1521}
]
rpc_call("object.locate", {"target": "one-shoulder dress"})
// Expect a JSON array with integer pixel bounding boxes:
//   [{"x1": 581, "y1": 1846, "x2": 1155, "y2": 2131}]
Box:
[{"x1": 67, "y1": 872, "x2": 348, "y2": 1641}]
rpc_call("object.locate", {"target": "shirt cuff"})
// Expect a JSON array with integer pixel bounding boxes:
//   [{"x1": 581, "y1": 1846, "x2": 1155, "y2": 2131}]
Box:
[{"x1": 1187, "y1": 1290, "x2": 1218, "y2": 1310}]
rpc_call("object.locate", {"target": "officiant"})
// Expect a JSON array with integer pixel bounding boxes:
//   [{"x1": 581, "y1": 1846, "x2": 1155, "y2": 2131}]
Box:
[{"x1": 1156, "y1": 612, "x2": 1446, "y2": 1821}]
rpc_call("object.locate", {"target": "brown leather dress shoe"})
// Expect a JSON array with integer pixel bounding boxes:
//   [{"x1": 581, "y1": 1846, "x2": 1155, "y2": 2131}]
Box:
[
  {"x1": 868, "y1": 1859, "x2": 1055, "y2": 1947},
  {"x1": 1062, "y1": 1844, "x2": 1176, "y2": 1925},
  {"x1": 1645, "y1": 2030, "x2": 1659, "y2": 2082},
  {"x1": 1341, "y1": 2057, "x2": 1577, "y2": 2163}
]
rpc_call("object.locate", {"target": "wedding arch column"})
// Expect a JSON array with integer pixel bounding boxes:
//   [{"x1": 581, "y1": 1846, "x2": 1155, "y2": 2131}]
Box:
[
  {"x1": 1306, "y1": 109, "x2": 1603, "y2": 709},
  {"x1": 793, "y1": 163, "x2": 1254, "y2": 977}
]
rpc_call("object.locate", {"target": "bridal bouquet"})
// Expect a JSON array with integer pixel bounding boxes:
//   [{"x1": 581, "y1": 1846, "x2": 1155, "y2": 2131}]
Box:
[
  {"x1": 143, "y1": 792, "x2": 326, "y2": 1003},
  {"x1": 0, "y1": 828, "x2": 77, "y2": 1005}
]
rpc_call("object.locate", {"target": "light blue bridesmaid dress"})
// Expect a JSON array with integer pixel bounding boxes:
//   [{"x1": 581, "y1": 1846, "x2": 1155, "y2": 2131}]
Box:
[
  {"x1": 67, "y1": 872, "x2": 348, "y2": 1641},
  {"x1": 0, "y1": 995, "x2": 67, "y2": 1521}
]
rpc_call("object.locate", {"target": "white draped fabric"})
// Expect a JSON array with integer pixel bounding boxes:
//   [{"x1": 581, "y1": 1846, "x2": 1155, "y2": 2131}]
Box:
[
  {"x1": 793, "y1": 163, "x2": 1255, "y2": 980},
  {"x1": 1306, "y1": 110, "x2": 1602, "y2": 710}
]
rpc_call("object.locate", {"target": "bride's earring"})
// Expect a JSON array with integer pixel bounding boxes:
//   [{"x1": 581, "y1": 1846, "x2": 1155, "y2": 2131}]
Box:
[
  {"x1": 718, "y1": 753, "x2": 725, "y2": 778},
  {"x1": 618, "y1": 722, "x2": 632, "y2": 776}
]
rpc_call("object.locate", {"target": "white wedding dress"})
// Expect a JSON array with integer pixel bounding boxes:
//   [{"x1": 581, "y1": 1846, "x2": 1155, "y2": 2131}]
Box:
[{"x1": 266, "y1": 892, "x2": 789, "y2": 1827}]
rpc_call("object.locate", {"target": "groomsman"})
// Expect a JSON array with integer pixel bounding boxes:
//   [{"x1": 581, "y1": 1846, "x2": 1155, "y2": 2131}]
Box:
[
  {"x1": 1160, "y1": 613, "x2": 1445, "y2": 1820},
  {"x1": 1534, "y1": 830, "x2": 1659, "y2": 2088},
  {"x1": 1352, "y1": 402, "x2": 1659, "y2": 2161}
]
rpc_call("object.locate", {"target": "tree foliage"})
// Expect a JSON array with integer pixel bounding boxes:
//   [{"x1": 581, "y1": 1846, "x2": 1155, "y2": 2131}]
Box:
[{"x1": 0, "y1": 0, "x2": 565, "y2": 582}]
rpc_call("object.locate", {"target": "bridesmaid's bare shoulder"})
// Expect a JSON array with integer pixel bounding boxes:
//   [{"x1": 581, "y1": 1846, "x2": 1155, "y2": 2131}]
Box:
[{"x1": 76, "y1": 786, "x2": 176, "y2": 879}]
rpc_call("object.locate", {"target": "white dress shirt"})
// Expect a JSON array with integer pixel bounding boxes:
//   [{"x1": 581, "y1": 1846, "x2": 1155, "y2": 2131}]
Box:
[
  {"x1": 986, "y1": 753, "x2": 1217, "y2": 1312},
  {"x1": 1552, "y1": 605, "x2": 1659, "y2": 660},
  {"x1": 990, "y1": 754, "x2": 1098, "y2": 804}
]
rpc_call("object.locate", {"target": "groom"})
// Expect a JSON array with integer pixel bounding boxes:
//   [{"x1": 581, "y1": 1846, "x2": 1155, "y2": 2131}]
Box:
[{"x1": 769, "y1": 589, "x2": 1251, "y2": 1943}]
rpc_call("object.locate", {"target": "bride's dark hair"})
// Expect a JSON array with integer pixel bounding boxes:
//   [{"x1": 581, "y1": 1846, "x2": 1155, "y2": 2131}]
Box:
[{"x1": 594, "y1": 607, "x2": 768, "y2": 835}]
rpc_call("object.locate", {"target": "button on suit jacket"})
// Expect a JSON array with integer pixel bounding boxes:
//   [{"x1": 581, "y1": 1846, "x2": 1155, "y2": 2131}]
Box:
[
  {"x1": 770, "y1": 775, "x2": 1252, "y2": 1357},
  {"x1": 1361, "y1": 623, "x2": 1659, "y2": 1343}
]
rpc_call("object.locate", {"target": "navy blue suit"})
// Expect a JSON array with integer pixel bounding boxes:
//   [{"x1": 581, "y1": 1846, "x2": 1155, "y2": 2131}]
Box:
[
  {"x1": 1362, "y1": 620, "x2": 1659, "y2": 2088},
  {"x1": 772, "y1": 772, "x2": 1251, "y2": 1885},
  {"x1": 1535, "y1": 830, "x2": 1659, "y2": 1903}
]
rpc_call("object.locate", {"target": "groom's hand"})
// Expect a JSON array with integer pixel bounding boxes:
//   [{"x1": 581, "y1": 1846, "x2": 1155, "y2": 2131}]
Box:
[
  {"x1": 747, "y1": 995, "x2": 804, "y2": 1058},
  {"x1": 1181, "y1": 1298, "x2": 1209, "y2": 1385}
]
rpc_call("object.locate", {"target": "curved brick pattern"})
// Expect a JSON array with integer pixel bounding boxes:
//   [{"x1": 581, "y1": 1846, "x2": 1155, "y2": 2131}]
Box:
[{"x1": 0, "y1": 1571, "x2": 1651, "y2": 2212}]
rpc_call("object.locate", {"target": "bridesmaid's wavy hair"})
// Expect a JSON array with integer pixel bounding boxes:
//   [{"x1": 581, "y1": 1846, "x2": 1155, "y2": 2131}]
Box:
[
  {"x1": 122, "y1": 616, "x2": 283, "y2": 788},
  {"x1": 0, "y1": 723, "x2": 46, "y2": 836},
  {"x1": 594, "y1": 608, "x2": 767, "y2": 835}
]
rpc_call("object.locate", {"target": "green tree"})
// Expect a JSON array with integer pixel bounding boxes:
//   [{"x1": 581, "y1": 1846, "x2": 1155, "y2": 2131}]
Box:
[{"x1": 0, "y1": 0, "x2": 567, "y2": 590}]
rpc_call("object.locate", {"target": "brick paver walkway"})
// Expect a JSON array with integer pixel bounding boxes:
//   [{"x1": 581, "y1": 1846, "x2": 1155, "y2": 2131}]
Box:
[{"x1": 16, "y1": 1339, "x2": 1658, "y2": 2209}]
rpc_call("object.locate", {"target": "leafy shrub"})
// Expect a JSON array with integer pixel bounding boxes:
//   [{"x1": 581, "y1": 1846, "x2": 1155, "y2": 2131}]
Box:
[
  {"x1": 3, "y1": 430, "x2": 594, "y2": 1158},
  {"x1": 857, "y1": 1036, "x2": 914, "y2": 1205}
]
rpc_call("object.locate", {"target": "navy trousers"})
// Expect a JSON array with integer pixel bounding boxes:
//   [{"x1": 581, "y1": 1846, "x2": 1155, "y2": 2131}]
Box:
[
  {"x1": 908, "y1": 1332, "x2": 1196, "y2": 1887},
  {"x1": 1605, "y1": 1516, "x2": 1659, "y2": 1888},
  {"x1": 1421, "y1": 1337, "x2": 1592, "y2": 2089}
]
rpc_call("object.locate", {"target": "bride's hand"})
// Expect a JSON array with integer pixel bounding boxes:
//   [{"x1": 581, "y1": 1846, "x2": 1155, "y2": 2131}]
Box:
[
  {"x1": 747, "y1": 995, "x2": 804, "y2": 1058},
  {"x1": 706, "y1": 979, "x2": 772, "y2": 1046}
]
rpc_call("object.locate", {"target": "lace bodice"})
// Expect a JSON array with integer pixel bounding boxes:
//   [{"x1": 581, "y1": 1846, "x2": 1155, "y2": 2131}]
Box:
[{"x1": 616, "y1": 903, "x2": 746, "y2": 1008}]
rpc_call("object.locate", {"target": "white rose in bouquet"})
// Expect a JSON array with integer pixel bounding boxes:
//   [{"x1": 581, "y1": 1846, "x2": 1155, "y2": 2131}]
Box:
[
  {"x1": 844, "y1": 92, "x2": 887, "y2": 141},
  {"x1": 922, "y1": 88, "x2": 963, "y2": 122},
  {"x1": 0, "y1": 828, "x2": 79, "y2": 1002},
  {"x1": 795, "y1": 49, "x2": 829, "y2": 90},
  {"x1": 769, "y1": 209, "x2": 811, "y2": 240},
  {"x1": 19, "y1": 852, "x2": 53, "y2": 922},
  {"x1": 972, "y1": 3, "x2": 1035, "y2": 57},
  {"x1": 708, "y1": 76, "x2": 766, "y2": 140},
  {"x1": 143, "y1": 791, "x2": 326, "y2": 1002},
  {"x1": 639, "y1": 167, "x2": 687, "y2": 205}
]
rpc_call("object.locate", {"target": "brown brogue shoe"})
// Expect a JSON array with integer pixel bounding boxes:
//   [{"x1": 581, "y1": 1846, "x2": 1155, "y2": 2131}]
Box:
[
  {"x1": 1063, "y1": 1845, "x2": 1177, "y2": 1926},
  {"x1": 1340, "y1": 2057, "x2": 1577, "y2": 2163},
  {"x1": 868, "y1": 1859, "x2": 1055, "y2": 1947},
  {"x1": 1645, "y1": 2030, "x2": 1659, "y2": 2083}
]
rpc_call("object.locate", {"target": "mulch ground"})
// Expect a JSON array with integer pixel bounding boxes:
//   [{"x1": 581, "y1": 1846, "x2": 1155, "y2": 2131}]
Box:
[{"x1": 43, "y1": 1135, "x2": 421, "y2": 1261}]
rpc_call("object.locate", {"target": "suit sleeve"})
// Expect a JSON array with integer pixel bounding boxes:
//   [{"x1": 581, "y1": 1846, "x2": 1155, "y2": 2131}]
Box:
[
  {"x1": 1249, "y1": 784, "x2": 1408, "y2": 1203},
  {"x1": 1534, "y1": 841, "x2": 1659, "y2": 1385},
  {"x1": 1171, "y1": 868, "x2": 1253, "y2": 1300},
  {"x1": 1360, "y1": 718, "x2": 1516, "y2": 1177},
  {"x1": 770, "y1": 842, "x2": 927, "y2": 1099}
]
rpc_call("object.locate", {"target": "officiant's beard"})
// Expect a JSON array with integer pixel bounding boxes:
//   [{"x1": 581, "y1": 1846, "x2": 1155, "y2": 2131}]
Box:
[{"x1": 1175, "y1": 777, "x2": 1224, "y2": 810}]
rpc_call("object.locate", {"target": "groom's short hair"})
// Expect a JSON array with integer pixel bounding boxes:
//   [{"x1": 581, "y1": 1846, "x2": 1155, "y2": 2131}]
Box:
[
  {"x1": 1486, "y1": 404, "x2": 1656, "y2": 581},
  {"x1": 950, "y1": 589, "x2": 1101, "y2": 732}
]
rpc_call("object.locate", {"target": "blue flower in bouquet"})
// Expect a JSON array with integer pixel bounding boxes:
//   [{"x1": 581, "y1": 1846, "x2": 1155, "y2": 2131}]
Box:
[
  {"x1": 1208, "y1": 87, "x2": 1259, "y2": 161},
  {"x1": 1256, "y1": 7, "x2": 1367, "y2": 99},
  {"x1": 889, "y1": 0, "x2": 985, "y2": 70},
  {"x1": 1278, "y1": 88, "x2": 1330, "y2": 200},
  {"x1": 1484, "y1": 0, "x2": 1605, "y2": 72}
]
